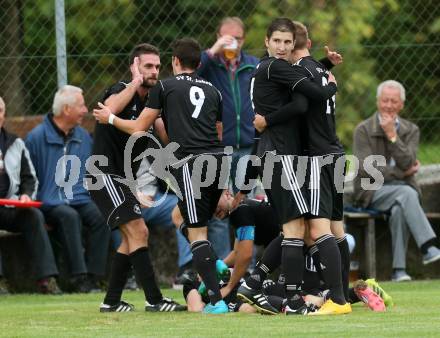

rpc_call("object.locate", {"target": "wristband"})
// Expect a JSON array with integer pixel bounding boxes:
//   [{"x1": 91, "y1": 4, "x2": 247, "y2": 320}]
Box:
[{"x1": 108, "y1": 113, "x2": 116, "y2": 125}]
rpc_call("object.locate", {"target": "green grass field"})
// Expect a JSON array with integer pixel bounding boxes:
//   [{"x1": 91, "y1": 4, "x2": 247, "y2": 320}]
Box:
[{"x1": 1, "y1": 280, "x2": 440, "y2": 337}]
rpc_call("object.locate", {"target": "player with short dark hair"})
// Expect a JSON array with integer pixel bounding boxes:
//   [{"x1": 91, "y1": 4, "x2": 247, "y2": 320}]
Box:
[
  {"x1": 171, "y1": 38, "x2": 201, "y2": 69},
  {"x1": 93, "y1": 37, "x2": 229, "y2": 314},
  {"x1": 129, "y1": 43, "x2": 160, "y2": 65},
  {"x1": 253, "y1": 21, "x2": 351, "y2": 315},
  {"x1": 237, "y1": 17, "x2": 338, "y2": 316},
  {"x1": 88, "y1": 43, "x2": 185, "y2": 313}
]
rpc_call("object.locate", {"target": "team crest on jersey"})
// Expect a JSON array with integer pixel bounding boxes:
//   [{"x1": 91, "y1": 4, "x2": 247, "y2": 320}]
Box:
[{"x1": 133, "y1": 204, "x2": 141, "y2": 215}]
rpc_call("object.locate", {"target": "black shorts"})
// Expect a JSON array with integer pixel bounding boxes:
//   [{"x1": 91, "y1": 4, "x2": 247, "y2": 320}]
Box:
[
  {"x1": 306, "y1": 154, "x2": 345, "y2": 221},
  {"x1": 260, "y1": 154, "x2": 309, "y2": 225},
  {"x1": 86, "y1": 174, "x2": 142, "y2": 229},
  {"x1": 171, "y1": 154, "x2": 226, "y2": 228},
  {"x1": 229, "y1": 199, "x2": 280, "y2": 247}
]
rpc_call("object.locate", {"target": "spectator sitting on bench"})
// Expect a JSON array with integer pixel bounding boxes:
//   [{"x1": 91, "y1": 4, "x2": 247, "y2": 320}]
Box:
[
  {"x1": 353, "y1": 80, "x2": 440, "y2": 282},
  {"x1": 25, "y1": 86, "x2": 110, "y2": 292},
  {"x1": 0, "y1": 97, "x2": 60, "y2": 294}
]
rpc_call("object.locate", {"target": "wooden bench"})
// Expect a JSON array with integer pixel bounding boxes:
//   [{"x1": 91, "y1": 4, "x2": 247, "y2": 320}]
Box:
[{"x1": 344, "y1": 211, "x2": 440, "y2": 278}]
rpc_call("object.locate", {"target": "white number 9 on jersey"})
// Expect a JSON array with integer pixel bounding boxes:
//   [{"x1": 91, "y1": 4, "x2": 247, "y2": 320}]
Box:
[{"x1": 189, "y1": 86, "x2": 205, "y2": 118}]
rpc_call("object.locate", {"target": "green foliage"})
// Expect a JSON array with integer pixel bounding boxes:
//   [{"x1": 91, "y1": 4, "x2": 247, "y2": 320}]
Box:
[
  {"x1": 5, "y1": 0, "x2": 440, "y2": 159},
  {"x1": 245, "y1": 0, "x2": 399, "y2": 148},
  {"x1": 367, "y1": 0, "x2": 440, "y2": 143},
  {"x1": 18, "y1": 0, "x2": 257, "y2": 114}
]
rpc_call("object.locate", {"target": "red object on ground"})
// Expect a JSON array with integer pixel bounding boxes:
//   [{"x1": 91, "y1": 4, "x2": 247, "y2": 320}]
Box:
[{"x1": 0, "y1": 199, "x2": 43, "y2": 208}]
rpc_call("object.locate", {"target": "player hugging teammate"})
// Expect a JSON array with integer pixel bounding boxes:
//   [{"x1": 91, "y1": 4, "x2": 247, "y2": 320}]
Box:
[{"x1": 92, "y1": 18, "x2": 390, "y2": 316}]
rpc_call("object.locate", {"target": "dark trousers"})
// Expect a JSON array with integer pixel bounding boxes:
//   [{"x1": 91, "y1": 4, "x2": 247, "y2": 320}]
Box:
[
  {"x1": 43, "y1": 202, "x2": 110, "y2": 277},
  {"x1": 0, "y1": 207, "x2": 58, "y2": 280}
]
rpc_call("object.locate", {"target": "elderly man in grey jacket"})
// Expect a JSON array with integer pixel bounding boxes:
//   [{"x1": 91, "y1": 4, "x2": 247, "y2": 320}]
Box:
[{"x1": 353, "y1": 80, "x2": 440, "y2": 282}]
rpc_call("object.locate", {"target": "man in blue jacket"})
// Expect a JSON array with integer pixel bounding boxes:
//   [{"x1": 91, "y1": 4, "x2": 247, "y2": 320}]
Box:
[
  {"x1": 26, "y1": 85, "x2": 110, "y2": 293},
  {"x1": 197, "y1": 17, "x2": 259, "y2": 259},
  {"x1": 198, "y1": 17, "x2": 258, "y2": 191}
]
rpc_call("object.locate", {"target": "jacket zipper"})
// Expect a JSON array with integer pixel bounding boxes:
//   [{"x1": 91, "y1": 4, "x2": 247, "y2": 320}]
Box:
[{"x1": 218, "y1": 62, "x2": 256, "y2": 149}]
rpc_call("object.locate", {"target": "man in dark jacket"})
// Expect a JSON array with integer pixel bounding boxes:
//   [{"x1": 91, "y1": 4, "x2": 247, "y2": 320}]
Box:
[
  {"x1": 197, "y1": 17, "x2": 259, "y2": 260},
  {"x1": 198, "y1": 17, "x2": 259, "y2": 191},
  {"x1": 0, "y1": 97, "x2": 60, "y2": 294},
  {"x1": 353, "y1": 80, "x2": 440, "y2": 282}
]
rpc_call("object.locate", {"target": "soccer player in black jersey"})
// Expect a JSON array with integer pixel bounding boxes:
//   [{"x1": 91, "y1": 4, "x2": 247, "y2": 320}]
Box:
[
  {"x1": 253, "y1": 22, "x2": 351, "y2": 315},
  {"x1": 88, "y1": 43, "x2": 184, "y2": 313},
  {"x1": 238, "y1": 18, "x2": 338, "y2": 315},
  {"x1": 94, "y1": 38, "x2": 229, "y2": 314}
]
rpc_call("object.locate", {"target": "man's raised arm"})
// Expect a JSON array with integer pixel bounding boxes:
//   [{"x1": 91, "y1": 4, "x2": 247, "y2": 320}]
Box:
[{"x1": 104, "y1": 57, "x2": 143, "y2": 115}]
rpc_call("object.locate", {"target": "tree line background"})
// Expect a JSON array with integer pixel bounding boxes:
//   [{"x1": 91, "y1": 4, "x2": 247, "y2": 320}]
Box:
[{"x1": 1, "y1": 0, "x2": 440, "y2": 160}]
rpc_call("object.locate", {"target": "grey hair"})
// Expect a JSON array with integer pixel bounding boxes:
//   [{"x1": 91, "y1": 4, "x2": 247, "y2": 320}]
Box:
[
  {"x1": 0, "y1": 96, "x2": 5, "y2": 109},
  {"x1": 52, "y1": 85, "x2": 83, "y2": 116},
  {"x1": 376, "y1": 80, "x2": 406, "y2": 102}
]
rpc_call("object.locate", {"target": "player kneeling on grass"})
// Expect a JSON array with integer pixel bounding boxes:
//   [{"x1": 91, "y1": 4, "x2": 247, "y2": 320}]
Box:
[
  {"x1": 183, "y1": 274, "x2": 256, "y2": 314},
  {"x1": 172, "y1": 190, "x2": 280, "y2": 314}
]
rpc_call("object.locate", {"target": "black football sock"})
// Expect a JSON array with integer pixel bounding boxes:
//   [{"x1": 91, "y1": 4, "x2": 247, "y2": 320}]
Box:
[
  {"x1": 104, "y1": 252, "x2": 131, "y2": 306},
  {"x1": 191, "y1": 240, "x2": 222, "y2": 305},
  {"x1": 309, "y1": 244, "x2": 324, "y2": 277},
  {"x1": 129, "y1": 247, "x2": 163, "y2": 305},
  {"x1": 348, "y1": 287, "x2": 360, "y2": 304},
  {"x1": 303, "y1": 245, "x2": 324, "y2": 292},
  {"x1": 246, "y1": 235, "x2": 283, "y2": 289},
  {"x1": 316, "y1": 234, "x2": 346, "y2": 305},
  {"x1": 336, "y1": 235, "x2": 350, "y2": 301},
  {"x1": 282, "y1": 238, "x2": 305, "y2": 308}
]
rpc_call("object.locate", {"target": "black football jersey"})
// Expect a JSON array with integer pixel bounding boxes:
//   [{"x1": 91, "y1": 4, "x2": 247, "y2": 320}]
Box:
[
  {"x1": 251, "y1": 56, "x2": 337, "y2": 156},
  {"x1": 251, "y1": 57, "x2": 306, "y2": 155},
  {"x1": 146, "y1": 72, "x2": 223, "y2": 158},
  {"x1": 296, "y1": 56, "x2": 344, "y2": 155},
  {"x1": 92, "y1": 81, "x2": 149, "y2": 176}
]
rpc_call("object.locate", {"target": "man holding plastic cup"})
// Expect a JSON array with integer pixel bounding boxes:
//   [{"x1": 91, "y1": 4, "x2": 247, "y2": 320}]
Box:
[{"x1": 197, "y1": 17, "x2": 259, "y2": 260}]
